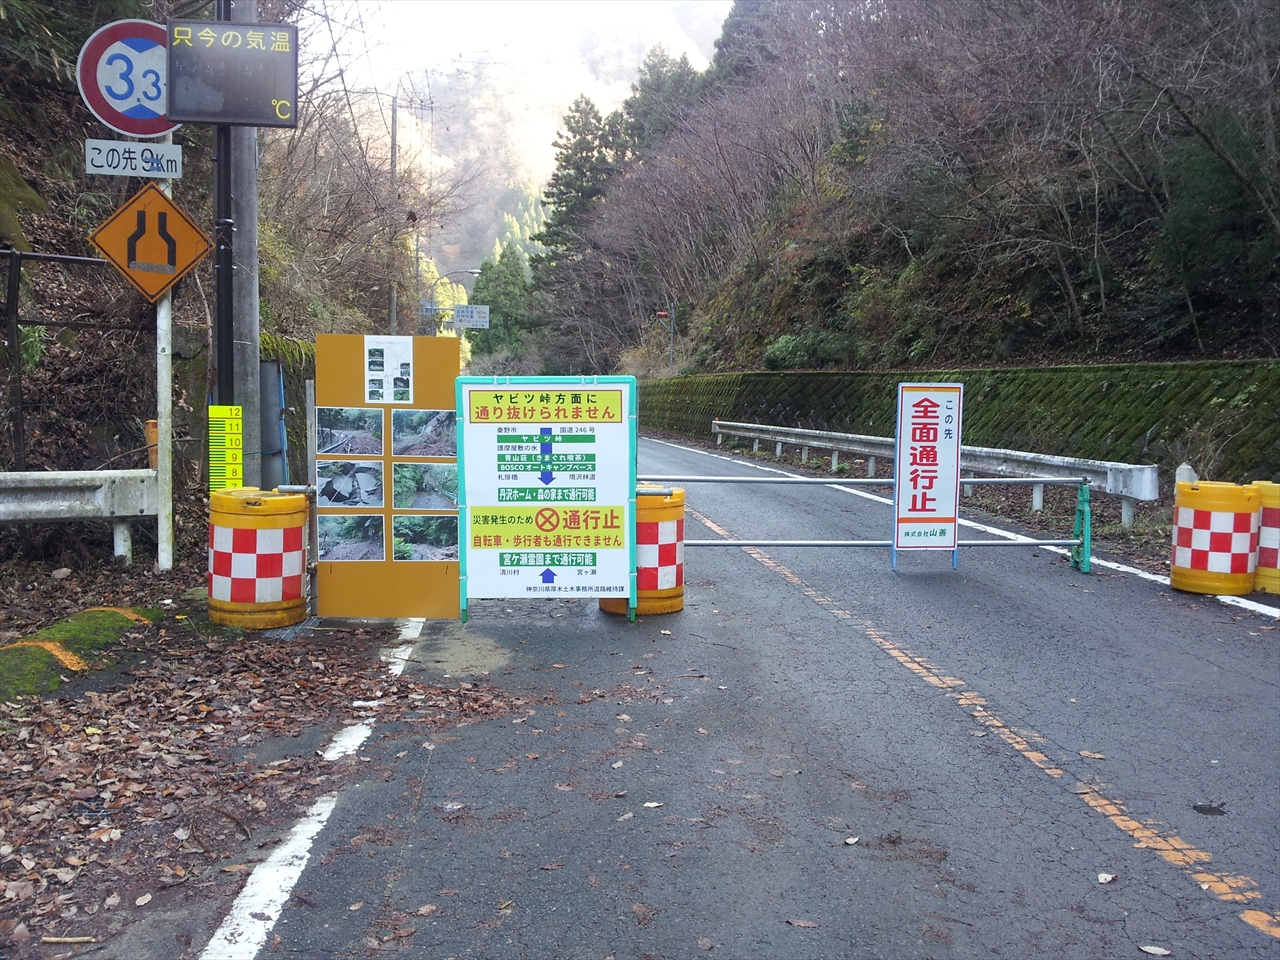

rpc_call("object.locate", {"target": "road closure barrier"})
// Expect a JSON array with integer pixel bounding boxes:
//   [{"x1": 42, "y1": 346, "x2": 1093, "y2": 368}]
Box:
[
  {"x1": 209, "y1": 487, "x2": 308, "y2": 629},
  {"x1": 1253, "y1": 480, "x2": 1279, "y2": 595},
  {"x1": 601, "y1": 485, "x2": 685, "y2": 616},
  {"x1": 1170, "y1": 481, "x2": 1259, "y2": 596}
]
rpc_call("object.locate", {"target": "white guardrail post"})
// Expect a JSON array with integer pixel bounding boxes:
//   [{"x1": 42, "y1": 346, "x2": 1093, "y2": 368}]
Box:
[{"x1": 711, "y1": 420, "x2": 1159, "y2": 527}]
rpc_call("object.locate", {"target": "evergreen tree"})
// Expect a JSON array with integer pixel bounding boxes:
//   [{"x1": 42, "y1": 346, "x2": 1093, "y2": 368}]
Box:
[
  {"x1": 621, "y1": 47, "x2": 700, "y2": 151},
  {"x1": 468, "y1": 243, "x2": 536, "y2": 356},
  {"x1": 533, "y1": 96, "x2": 624, "y2": 255}
]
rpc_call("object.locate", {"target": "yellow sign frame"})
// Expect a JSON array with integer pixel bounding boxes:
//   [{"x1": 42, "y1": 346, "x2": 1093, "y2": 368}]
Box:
[{"x1": 314, "y1": 335, "x2": 460, "y2": 619}]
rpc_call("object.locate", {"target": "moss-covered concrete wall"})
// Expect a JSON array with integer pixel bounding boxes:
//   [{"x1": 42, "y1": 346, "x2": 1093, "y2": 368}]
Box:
[
  {"x1": 638, "y1": 361, "x2": 1280, "y2": 484},
  {"x1": 260, "y1": 332, "x2": 314, "y2": 484},
  {"x1": 173, "y1": 331, "x2": 315, "y2": 485}
]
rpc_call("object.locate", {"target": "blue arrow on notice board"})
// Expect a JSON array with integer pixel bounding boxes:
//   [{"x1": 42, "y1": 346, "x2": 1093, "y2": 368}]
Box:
[
  {"x1": 540, "y1": 568, "x2": 557, "y2": 583},
  {"x1": 539, "y1": 428, "x2": 555, "y2": 484}
]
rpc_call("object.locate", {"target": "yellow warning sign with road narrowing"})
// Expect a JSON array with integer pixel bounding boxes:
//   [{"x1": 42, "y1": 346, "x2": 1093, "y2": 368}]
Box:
[{"x1": 89, "y1": 183, "x2": 211, "y2": 302}]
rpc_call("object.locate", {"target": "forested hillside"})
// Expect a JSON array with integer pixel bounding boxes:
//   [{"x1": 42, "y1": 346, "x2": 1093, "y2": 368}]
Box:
[{"x1": 473, "y1": 0, "x2": 1278, "y2": 377}]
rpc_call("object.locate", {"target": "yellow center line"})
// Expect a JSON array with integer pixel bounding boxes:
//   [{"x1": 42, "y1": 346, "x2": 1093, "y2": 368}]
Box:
[{"x1": 687, "y1": 506, "x2": 1280, "y2": 939}]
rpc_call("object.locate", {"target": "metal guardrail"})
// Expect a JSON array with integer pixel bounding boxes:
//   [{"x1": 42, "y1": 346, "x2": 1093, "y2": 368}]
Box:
[
  {"x1": 636, "y1": 472, "x2": 1093, "y2": 572},
  {"x1": 0, "y1": 469, "x2": 158, "y2": 564},
  {"x1": 712, "y1": 419, "x2": 1158, "y2": 526}
]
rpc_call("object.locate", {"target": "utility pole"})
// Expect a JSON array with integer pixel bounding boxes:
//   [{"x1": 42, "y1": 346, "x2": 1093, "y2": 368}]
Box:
[
  {"x1": 388, "y1": 95, "x2": 398, "y2": 334},
  {"x1": 213, "y1": 0, "x2": 234, "y2": 406},
  {"x1": 656, "y1": 303, "x2": 676, "y2": 376},
  {"x1": 231, "y1": 0, "x2": 261, "y2": 487}
]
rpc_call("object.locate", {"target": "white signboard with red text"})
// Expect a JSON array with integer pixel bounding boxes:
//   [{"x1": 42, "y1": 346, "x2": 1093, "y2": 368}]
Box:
[{"x1": 893, "y1": 383, "x2": 964, "y2": 550}]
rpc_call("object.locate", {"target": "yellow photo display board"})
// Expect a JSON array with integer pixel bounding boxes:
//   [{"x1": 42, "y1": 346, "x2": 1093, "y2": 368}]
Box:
[{"x1": 314, "y1": 335, "x2": 460, "y2": 618}]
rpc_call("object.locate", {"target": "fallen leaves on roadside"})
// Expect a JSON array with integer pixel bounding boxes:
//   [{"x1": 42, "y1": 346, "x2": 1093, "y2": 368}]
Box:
[
  {"x1": 1097, "y1": 872, "x2": 1116, "y2": 883},
  {"x1": 612, "y1": 760, "x2": 624, "y2": 769},
  {"x1": 0, "y1": 622, "x2": 533, "y2": 945},
  {"x1": 698, "y1": 936, "x2": 713, "y2": 950},
  {"x1": 616, "y1": 714, "x2": 631, "y2": 723},
  {"x1": 697, "y1": 728, "x2": 709, "y2": 735},
  {"x1": 616, "y1": 812, "x2": 634, "y2": 822},
  {"x1": 632, "y1": 903, "x2": 658, "y2": 927},
  {"x1": 554, "y1": 783, "x2": 574, "y2": 792},
  {"x1": 844, "y1": 837, "x2": 859, "y2": 846},
  {"x1": 539, "y1": 862, "x2": 563, "y2": 871},
  {"x1": 1079, "y1": 750, "x2": 1106, "y2": 760},
  {"x1": 660, "y1": 630, "x2": 671, "y2": 636},
  {"x1": 786, "y1": 919, "x2": 818, "y2": 928},
  {"x1": 349, "y1": 901, "x2": 364, "y2": 911},
  {"x1": 643, "y1": 802, "x2": 663, "y2": 809},
  {"x1": 1139, "y1": 948, "x2": 1171, "y2": 957},
  {"x1": 134, "y1": 893, "x2": 151, "y2": 906},
  {"x1": 416, "y1": 904, "x2": 438, "y2": 916}
]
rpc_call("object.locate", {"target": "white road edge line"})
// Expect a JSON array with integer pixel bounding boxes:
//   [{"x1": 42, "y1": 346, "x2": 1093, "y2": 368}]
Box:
[
  {"x1": 198, "y1": 795, "x2": 337, "y2": 960},
  {"x1": 388, "y1": 617, "x2": 425, "y2": 675},
  {"x1": 641, "y1": 436, "x2": 1279, "y2": 619},
  {"x1": 199, "y1": 616, "x2": 429, "y2": 959}
]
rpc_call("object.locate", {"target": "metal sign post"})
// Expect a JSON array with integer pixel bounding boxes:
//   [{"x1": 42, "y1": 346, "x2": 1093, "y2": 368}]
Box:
[{"x1": 892, "y1": 382, "x2": 964, "y2": 569}]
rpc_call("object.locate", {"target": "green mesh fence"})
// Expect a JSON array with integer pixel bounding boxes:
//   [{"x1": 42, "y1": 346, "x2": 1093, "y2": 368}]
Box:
[{"x1": 638, "y1": 361, "x2": 1280, "y2": 484}]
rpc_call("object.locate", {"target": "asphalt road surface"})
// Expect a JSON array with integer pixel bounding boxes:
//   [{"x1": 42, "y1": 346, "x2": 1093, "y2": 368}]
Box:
[{"x1": 201, "y1": 437, "x2": 1279, "y2": 959}]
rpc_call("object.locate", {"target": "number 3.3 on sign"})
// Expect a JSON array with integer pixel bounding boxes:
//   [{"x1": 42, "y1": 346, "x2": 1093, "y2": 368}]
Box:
[{"x1": 85, "y1": 139, "x2": 182, "y2": 179}]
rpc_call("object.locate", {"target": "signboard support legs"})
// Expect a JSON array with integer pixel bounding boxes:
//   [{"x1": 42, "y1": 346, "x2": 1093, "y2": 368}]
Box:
[{"x1": 305, "y1": 379, "x2": 318, "y2": 612}]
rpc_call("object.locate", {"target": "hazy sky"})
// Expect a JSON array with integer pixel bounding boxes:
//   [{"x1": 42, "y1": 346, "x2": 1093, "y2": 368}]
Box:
[{"x1": 326, "y1": 0, "x2": 733, "y2": 183}]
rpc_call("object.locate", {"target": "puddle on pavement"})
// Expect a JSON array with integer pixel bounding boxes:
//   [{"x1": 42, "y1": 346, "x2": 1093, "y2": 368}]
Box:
[
  {"x1": 1192, "y1": 802, "x2": 1227, "y2": 816},
  {"x1": 400, "y1": 621, "x2": 511, "y2": 678}
]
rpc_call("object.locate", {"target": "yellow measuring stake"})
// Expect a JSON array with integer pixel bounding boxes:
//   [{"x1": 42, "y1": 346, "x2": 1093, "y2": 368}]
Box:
[{"x1": 208, "y1": 404, "x2": 244, "y2": 491}]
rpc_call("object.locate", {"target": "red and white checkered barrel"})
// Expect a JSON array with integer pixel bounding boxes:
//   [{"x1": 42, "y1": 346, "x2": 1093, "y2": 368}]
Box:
[
  {"x1": 1253, "y1": 480, "x2": 1279, "y2": 595},
  {"x1": 1170, "y1": 481, "x2": 1259, "y2": 596},
  {"x1": 601, "y1": 486, "x2": 685, "y2": 616},
  {"x1": 208, "y1": 487, "x2": 308, "y2": 628}
]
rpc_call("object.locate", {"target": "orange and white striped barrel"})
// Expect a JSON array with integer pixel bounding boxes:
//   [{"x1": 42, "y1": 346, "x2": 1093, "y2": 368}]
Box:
[
  {"x1": 1170, "y1": 481, "x2": 1258, "y2": 596},
  {"x1": 209, "y1": 487, "x2": 308, "y2": 628},
  {"x1": 1253, "y1": 480, "x2": 1279, "y2": 595},
  {"x1": 601, "y1": 486, "x2": 685, "y2": 616}
]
